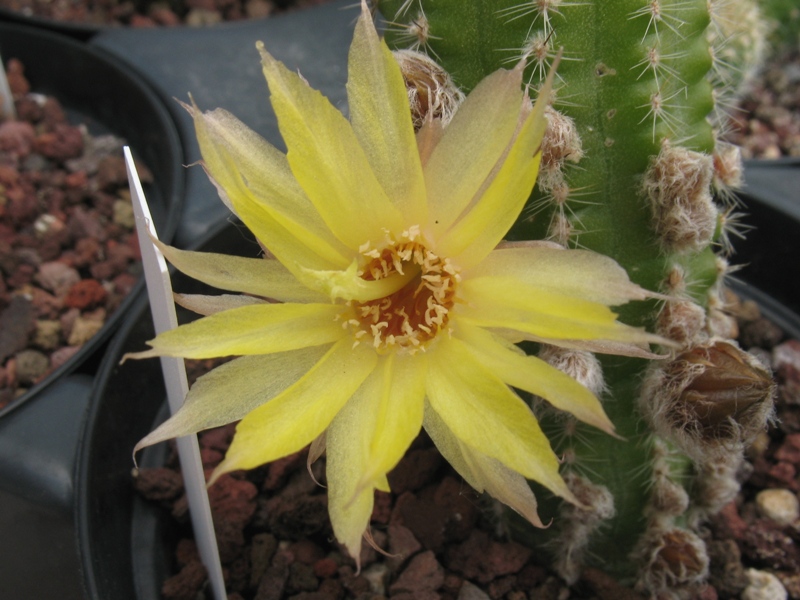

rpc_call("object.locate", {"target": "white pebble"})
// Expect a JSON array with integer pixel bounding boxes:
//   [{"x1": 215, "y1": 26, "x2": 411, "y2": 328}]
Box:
[
  {"x1": 742, "y1": 569, "x2": 787, "y2": 600},
  {"x1": 756, "y1": 489, "x2": 800, "y2": 526}
]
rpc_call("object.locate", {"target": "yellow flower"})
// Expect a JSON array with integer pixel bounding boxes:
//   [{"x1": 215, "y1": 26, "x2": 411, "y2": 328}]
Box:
[{"x1": 132, "y1": 2, "x2": 663, "y2": 562}]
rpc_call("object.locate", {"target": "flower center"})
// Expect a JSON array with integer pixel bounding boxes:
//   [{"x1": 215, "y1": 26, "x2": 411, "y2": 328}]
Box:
[{"x1": 349, "y1": 227, "x2": 459, "y2": 354}]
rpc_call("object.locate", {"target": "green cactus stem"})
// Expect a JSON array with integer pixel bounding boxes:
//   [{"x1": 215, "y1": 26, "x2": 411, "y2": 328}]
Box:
[{"x1": 379, "y1": 0, "x2": 773, "y2": 593}]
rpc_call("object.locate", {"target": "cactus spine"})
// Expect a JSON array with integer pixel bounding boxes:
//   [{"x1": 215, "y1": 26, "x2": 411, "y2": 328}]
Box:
[{"x1": 379, "y1": 0, "x2": 773, "y2": 593}]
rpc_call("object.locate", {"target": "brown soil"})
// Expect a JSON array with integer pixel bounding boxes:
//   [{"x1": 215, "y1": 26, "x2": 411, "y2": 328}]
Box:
[
  {"x1": 133, "y1": 296, "x2": 799, "y2": 600},
  {"x1": 0, "y1": 0, "x2": 332, "y2": 28},
  {"x1": 0, "y1": 58, "x2": 147, "y2": 408}
]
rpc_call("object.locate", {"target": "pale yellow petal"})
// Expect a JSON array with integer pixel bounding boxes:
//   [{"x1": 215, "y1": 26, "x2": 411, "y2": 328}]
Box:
[
  {"x1": 438, "y1": 69, "x2": 554, "y2": 268},
  {"x1": 326, "y1": 352, "x2": 425, "y2": 562},
  {"x1": 213, "y1": 339, "x2": 378, "y2": 475},
  {"x1": 258, "y1": 43, "x2": 404, "y2": 249},
  {"x1": 425, "y1": 336, "x2": 575, "y2": 502},
  {"x1": 455, "y1": 322, "x2": 614, "y2": 435},
  {"x1": 423, "y1": 403, "x2": 544, "y2": 528},
  {"x1": 424, "y1": 67, "x2": 524, "y2": 238},
  {"x1": 360, "y1": 352, "x2": 426, "y2": 487},
  {"x1": 347, "y1": 3, "x2": 426, "y2": 222},
  {"x1": 156, "y1": 240, "x2": 327, "y2": 303},
  {"x1": 458, "y1": 276, "x2": 662, "y2": 346},
  {"x1": 467, "y1": 246, "x2": 652, "y2": 306},
  {"x1": 130, "y1": 303, "x2": 345, "y2": 359},
  {"x1": 134, "y1": 346, "x2": 329, "y2": 453},
  {"x1": 188, "y1": 102, "x2": 350, "y2": 271},
  {"x1": 174, "y1": 293, "x2": 266, "y2": 316}
]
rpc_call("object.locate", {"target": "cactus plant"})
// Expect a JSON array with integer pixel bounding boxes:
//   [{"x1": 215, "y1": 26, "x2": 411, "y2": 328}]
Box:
[{"x1": 379, "y1": 0, "x2": 775, "y2": 593}]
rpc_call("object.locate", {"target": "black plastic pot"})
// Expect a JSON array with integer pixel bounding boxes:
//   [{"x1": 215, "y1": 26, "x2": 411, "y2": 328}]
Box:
[
  {"x1": 0, "y1": 23, "x2": 184, "y2": 418},
  {"x1": 75, "y1": 171, "x2": 800, "y2": 598},
  {"x1": 0, "y1": 23, "x2": 183, "y2": 599},
  {"x1": 77, "y1": 220, "x2": 257, "y2": 600}
]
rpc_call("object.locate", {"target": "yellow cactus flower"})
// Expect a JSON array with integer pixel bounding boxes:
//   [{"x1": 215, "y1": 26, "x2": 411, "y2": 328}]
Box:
[{"x1": 131, "y1": 2, "x2": 664, "y2": 563}]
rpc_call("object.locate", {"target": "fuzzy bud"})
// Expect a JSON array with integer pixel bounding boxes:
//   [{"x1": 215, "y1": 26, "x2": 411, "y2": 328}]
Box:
[
  {"x1": 635, "y1": 528, "x2": 709, "y2": 594},
  {"x1": 392, "y1": 49, "x2": 465, "y2": 130},
  {"x1": 539, "y1": 345, "x2": 606, "y2": 396},
  {"x1": 656, "y1": 299, "x2": 707, "y2": 347},
  {"x1": 712, "y1": 140, "x2": 744, "y2": 196},
  {"x1": 641, "y1": 340, "x2": 775, "y2": 461},
  {"x1": 643, "y1": 143, "x2": 717, "y2": 253},
  {"x1": 553, "y1": 472, "x2": 615, "y2": 584},
  {"x1": 541, "y1": 107, "x2": 583, "y2": 169}
]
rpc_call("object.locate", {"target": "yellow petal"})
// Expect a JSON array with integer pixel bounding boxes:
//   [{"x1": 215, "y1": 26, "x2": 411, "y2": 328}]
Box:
[
  {"x1": 258, "y1": 43, "x2": 404, "y2": 249},
  {"x1": 134, "y1": 346, "x2": 329, "y2": 453},
  {"x1": 156, "y1": 240, "x2": 328, "y2": 303},
  {"x1": 213, "y1": 339, "x2": 378, "y2": 475},
  {"x1": 424, "y1": 66, "x2": 524, "y2": 239},
  {"x1": 455, "y1": 322, "x2": 615, "y2": 435},
  {"x1": 130, "y1": 303, "x2": 345, "y2": 359},
  {"x1": 326, "y1": 352, "x2": 425, "y2": 562},
  {"x1": 468, "y1": 245, "x2": 652, "y2": 306},
  {"x1": 174, "y1": 293, "x2": 266, "y2": 316},
  {"x1": 347, "y1": 3, "x2": 427, "y2": 222},
  {"x1": 425, "y1": 336, "x2": 575, "y2": 502},
  {"x1": 423, "y1": 402, "x2": 544, "y2": 528},
  {"x1": 188, "y1": 102, "x2": 350, "y2": 272},
  {"x1": 438, "y1": 66, "x2": 554, "y2": 268},
  {"x1": 458, "y1": 276, "x2": 661, "y2": 345},
  {"x1": 303, "y1": 260, "x2": 419, "y2": 303}
]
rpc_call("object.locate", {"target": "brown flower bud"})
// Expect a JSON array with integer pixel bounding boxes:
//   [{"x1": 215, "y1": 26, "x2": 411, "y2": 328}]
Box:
[
  {"x1": 392, "y1": 50, "x2": 465, "y2": 130},
  {"x1": 635, "y1": 527, "x2": 709, "y2": 594},
  {"x1": 673, "y1": 341, "x2": 772, "y2": 437},
  {"x1": 641, "y1": 340, "x2": 775, "y2": 461}
]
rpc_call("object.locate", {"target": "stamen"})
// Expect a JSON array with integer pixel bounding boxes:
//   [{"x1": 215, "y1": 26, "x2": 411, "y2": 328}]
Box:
[{"x1": 344, "y1": 227, "x2": 459, "y2": 355}]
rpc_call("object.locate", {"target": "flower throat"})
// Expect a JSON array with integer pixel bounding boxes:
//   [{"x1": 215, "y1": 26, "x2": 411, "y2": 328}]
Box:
[{"x1": 348, "y1": 227, "x2": 459, "y2": 354}]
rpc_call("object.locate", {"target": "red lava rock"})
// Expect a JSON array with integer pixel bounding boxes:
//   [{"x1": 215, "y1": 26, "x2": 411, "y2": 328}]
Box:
[
  {"x1": 133, "y1": 467, "x2": 184, "y2": 502},
  {"x1": 249, "y1": 533, "x2": 278, "y2": 589},
  {"x1": 775, "y1": 433, "x2": 800, "y2": 464},
  {"x1": 64, "y1": 279, "x2": 107, "y2": 309},
  {"x1": 579, "y1": 568, "x2": 645, "y2": 600},
  {"x1": 707, "y1": 539, "x2": 749, "y2": 597},
  {"x1": 387, "y1": 447, "x2": 443, "y2": 494},
  {"x1": 433, "y1": 476, "x2": 480, "y2": 542},
  {"x1": 288, "y1": 540, "x2": 325, "y2": 566},
  {"x1": 711, "y1": 501, "x2": 750, "y2": 540},
  {"x1": 36, "y1": 261, "x2": 80, "y2": 296},
  {"x1": 254, "y1": 553, "x2": 290, "y2": 600},
  {"x1": 371, "y1": 490, "x2": 392, "y2": 524},
  {"x1": 740, "y1": 519, "x2": 800, "y2": 571},
  {"x1": 391, "y1": 491, "x2": 451, "y2": 552},
  {"x1": 67, "y1": 207, "x2": 107, "y2": 241},
  {"x1": 175, "y1": 539, "x2": 200, "y2": 568},
  {"x1": 199, "y1": 422, "x2": 236, "y2": 453},
  {"x1": 33, "y1": 123, "x2": 84, "y2": 161},
  {"x1": 287, "y1": 561, "x2": 319, "y2": 594},
  {"x1": 263, "y1": 450, "x2": 306, "y2": 491},
  {"x1": 0, "y1": 120, "x2": 36, "y2": 157},
  {"x1": 0, "y1": 295, "x2": 35, "y2": 362},
  {"x1": 445, "y1": 530, "x2": 532, "y2": 585},
  {"x1": 390, "y1": 550, "x2": 445, "y2": 596},
  {"x1": 207, "y1": 474, "x2": 258, "y2": 529},
  {"x1": 49, "y1": 345, "x2": 80, "y2": 369},
  {"x1": 337, "y1": 565, "x2": 371, "y2": 597},
  {"x1": 312, "y1": 557, "x2": 338, "y2": 579},
  {"x1": 200, "y1": 447, "x2": 224, "y2": 469},
  {"x1": 161, "y1": 560, "x2": 207, "y2": 600},
  {"x1": 387, "y1": 524, "x2": 422, "y2": 570}
]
